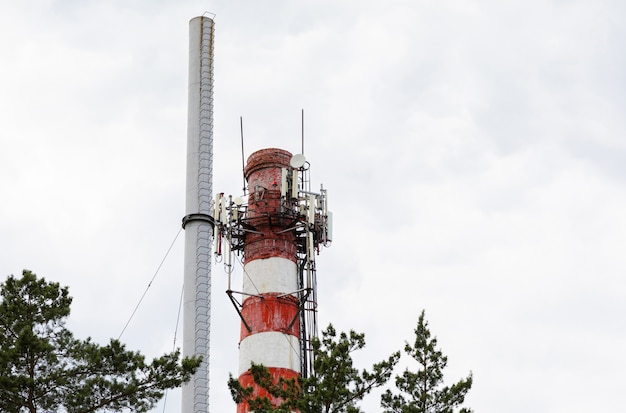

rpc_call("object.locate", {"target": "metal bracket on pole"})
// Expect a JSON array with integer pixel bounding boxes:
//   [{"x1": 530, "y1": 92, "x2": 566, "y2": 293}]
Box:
[
  {"x1": 226, "y1": 290, "x2": 253, "y2": 332},
  {"x1": 287, "y1": 288, "x2": 312, "y2": 331},
  {"x1": 182, "y1": 213, "x2": 216, "y2": 231}
]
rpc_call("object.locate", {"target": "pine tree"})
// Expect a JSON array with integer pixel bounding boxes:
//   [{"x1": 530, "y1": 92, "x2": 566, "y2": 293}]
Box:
[
  {"x1": 0, "y1": 270, "x2": 201, "y2": 413},
  {"x1": 229, "y1": 324, "x2": 400, "y2": 413},
  {"x1": 381, "y1": 310, "x2": 473, "y2": 413}
]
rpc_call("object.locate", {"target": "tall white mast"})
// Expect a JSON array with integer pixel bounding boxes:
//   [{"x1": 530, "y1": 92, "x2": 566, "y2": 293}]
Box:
[{"x1": 182, "y1": 15, "x2": 215, "y2": 413}]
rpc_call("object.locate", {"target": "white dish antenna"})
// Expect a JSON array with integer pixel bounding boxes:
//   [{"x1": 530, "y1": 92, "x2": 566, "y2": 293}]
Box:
[{"x1": 290, "y1": 154, "x2": 306, "y2": 168}]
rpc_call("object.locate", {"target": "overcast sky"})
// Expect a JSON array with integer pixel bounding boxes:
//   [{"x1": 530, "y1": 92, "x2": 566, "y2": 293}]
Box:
[{"x1": 2, "y1": 1, "x2": 626, "y2": 412}]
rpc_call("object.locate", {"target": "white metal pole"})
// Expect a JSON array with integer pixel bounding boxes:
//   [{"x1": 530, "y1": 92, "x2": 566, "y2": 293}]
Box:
[{"x1": 182, "y1": 15, "x2": 214, "y2": 413}]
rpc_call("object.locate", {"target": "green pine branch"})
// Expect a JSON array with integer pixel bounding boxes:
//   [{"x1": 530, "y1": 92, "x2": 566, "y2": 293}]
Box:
[{"x1": 0, "y1": 270, "x2": 202, "y2": 413}]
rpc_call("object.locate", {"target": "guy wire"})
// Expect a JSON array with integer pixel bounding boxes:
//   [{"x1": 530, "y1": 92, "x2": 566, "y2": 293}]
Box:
[
  {"x1": 118, "y1": 227, "x2": 183, "y2": 340},
  {"x1": 161, "y1": 284, "x2": 185, "y2": 413}
]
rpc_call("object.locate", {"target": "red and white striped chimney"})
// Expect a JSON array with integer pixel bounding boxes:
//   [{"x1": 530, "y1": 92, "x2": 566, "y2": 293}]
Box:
[{"x1": 236, "y1": 148, "x2": 301, "y2": 413}]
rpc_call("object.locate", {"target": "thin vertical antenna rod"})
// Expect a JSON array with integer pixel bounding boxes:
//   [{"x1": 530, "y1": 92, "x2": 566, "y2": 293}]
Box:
[
  {"x1": 182, "y1": 15, "x2": 215, "y2": 413},
  {"x1": 240, "y1": 116, "x2": 246, "y2": 193},
  {"x1": 301, "y1": 109, "x2": 304, "y2": 155}
]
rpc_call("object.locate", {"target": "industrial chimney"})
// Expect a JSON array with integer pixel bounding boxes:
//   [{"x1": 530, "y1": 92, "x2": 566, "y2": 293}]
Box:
[
  {"x1": 214, "y1": 147, "x2": 332, "y2": 412},
  {"x1": 237, "y1": 148, "x2": 302, "y2": 412},
  {"x1": 181, "y1": 15, "x2": 215, "y2": 413}
]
